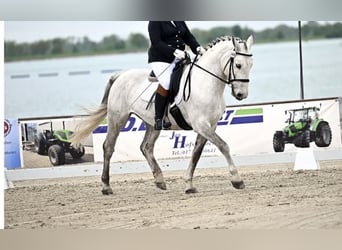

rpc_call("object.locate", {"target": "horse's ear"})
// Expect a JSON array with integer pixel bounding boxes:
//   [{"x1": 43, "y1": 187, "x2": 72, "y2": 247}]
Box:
[{"x1": 246, "y1": 35, "x2": 253, "y2": 51}]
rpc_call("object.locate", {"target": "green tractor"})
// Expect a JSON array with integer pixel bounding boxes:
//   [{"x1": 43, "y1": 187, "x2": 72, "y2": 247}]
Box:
[
  {"x1": 34, "y1": 121, "x2": 85, "y2": 166},
  {"x1": 273, "y1": 106, "x2": 332, "y2": 152}
]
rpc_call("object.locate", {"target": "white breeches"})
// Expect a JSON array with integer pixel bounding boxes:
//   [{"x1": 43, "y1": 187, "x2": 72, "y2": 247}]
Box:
[{"x1": 149, "y1": 60, "x2": 178, "y2": 90}]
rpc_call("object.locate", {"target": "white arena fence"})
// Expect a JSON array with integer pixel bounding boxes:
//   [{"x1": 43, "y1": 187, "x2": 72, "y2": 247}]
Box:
[{"x1": 5, "y1": 96, "x2": 342, "y2": 170}]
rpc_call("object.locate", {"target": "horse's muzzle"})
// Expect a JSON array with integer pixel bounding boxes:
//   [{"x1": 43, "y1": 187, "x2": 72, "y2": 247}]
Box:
[
  {"x1": 234, "y1": 91, "x2": 247, "y2": 101},
  {"x1": 232, "y1": 82, "x2": 248, "y2": 101},
  {"x1": 235, "y1": 93, "x2": 244, "y2": 100}
]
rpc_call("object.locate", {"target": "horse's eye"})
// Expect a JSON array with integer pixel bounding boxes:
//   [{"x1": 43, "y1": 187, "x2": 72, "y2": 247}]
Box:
[{"x1": 236, "y1": 63, "x2": 242, "y2": 69}]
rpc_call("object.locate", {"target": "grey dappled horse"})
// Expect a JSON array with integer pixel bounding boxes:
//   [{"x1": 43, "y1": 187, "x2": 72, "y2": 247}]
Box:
[{"x1": 72, "y1": 35, "x2": 254, "y2": 195}]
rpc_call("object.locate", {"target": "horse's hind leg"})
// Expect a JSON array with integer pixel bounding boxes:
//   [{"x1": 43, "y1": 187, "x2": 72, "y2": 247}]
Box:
[
  {"x1": 184, "y1": 134, "x2": 207, "y2": 194},
  {"x1": 101, "y1": 116, "x2": 128, "y2": 195},
  {"x1": 101, "y1": 129, "x2": 118, "y2": 195},
  {"x1": 140, "y1": 124, "x2": 166, "y2": 190}
]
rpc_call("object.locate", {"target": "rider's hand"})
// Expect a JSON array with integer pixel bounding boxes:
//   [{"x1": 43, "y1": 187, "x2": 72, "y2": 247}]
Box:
[
  {"x1": 173, "y1": 49, "x2": 186, "y2": 60},
  {"x1": 196, "y1": 46, "x2": 206, "y2": 55}
]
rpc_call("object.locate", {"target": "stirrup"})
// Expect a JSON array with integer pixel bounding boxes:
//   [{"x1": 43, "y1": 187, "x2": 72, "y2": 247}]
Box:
[
  {"x1": 163, "y1": 117, "x2": 172, "y2": 130},
  {"x1": 154, "y1": 118, "x2": 163, "y2": 130}
]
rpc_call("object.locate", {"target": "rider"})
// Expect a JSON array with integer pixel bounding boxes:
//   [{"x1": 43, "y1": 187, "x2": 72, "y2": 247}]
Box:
[{"x1": 148, "y1": 21, "x2": 205, "y2": 130}]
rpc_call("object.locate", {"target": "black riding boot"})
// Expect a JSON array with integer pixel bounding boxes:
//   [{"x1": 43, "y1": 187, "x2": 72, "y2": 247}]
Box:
[{"x1": 154, "y1": 92, "x2": 168, "y2": 130}]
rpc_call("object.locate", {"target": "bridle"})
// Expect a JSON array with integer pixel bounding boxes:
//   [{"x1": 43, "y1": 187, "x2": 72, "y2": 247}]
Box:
[
  {"x1": 193, "y1": 48, "x2": 253, "y2": 86},
  {"x1": 183, "y1": 41, "x2": 253, "y2": 101}
]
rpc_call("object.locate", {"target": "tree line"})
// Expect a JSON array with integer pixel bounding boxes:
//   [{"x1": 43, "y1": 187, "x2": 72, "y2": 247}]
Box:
[
  {"x1": 5, "y1": 21, "x2": 342, "y2": 62},
  {"x1": 5, "y1": 33, "x2": 149, "y2": 62}
]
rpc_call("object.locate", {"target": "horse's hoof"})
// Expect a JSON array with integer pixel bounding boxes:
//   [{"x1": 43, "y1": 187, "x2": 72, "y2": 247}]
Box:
[
  {"x1": 102, "y1": 187, "x2": 113, "y2": 195},
  {"x1": 155, "y1": 182, "x2": 167, "y2": 190},
  {"x1": 185, "y1": 187, "x2": 198, "y2": 194},
  {"x1": 231, "y1": 180, "x2": 245, "y2": 189}
]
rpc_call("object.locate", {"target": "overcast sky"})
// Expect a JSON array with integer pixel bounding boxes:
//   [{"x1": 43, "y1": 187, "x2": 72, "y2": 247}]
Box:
[{"x1": 4, "y1": 21, "x2": 303, "y2": 43}]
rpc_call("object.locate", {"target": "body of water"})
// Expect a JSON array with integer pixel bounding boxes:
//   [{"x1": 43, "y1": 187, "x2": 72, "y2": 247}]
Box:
[{"x1": 5, "y1": 38, "x2": 342, "y2": 119}]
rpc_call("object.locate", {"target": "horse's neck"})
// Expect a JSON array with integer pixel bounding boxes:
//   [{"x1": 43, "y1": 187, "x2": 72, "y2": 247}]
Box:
[
  {"x1": 198, "y1": 43, "x2": 234, "y2": 78},
  {"x1": 182, "y1": 50, "x2": 228, "y2": 99}
]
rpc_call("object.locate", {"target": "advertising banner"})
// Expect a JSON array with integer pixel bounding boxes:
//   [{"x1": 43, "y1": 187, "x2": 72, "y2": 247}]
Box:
[
  {"x1": 4, "y1": 118, "x2": 22, "y2": 169},
  {"x1": 92, "y1": 97, "x2": 341, "y2": 163}
]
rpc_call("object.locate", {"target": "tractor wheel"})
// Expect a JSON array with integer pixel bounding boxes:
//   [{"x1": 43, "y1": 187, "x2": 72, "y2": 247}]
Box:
[
  {"x1": 273, "y1": 131, "x2": 285, "y2": 152},
  {"x1": 70, "y1": 145, "x2": 85, "y2": 159},
  {"x1": 302, "y1": 130, "x2": 311, "y2": 147},
  {"x1": 315, "y1": 121, "x2": 332, "y2": 147},
  {"x1": 34, "y1": 133, "x2": 46, "y2": 155},
  {"x1": 294, "y1": 130, "x2": 310, "y2": 148},
  {"x1": 48, "y1": 145, "x2": 65, "y2": 166}
]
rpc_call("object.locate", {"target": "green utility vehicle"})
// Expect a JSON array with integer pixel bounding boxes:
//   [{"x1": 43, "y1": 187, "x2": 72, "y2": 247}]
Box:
[
  {"x1": 34, "y1": 121, "x2": 85, "y2": 166},
  {"x1": 273, "y1": 106, "x2": 332, "y2": 152}
]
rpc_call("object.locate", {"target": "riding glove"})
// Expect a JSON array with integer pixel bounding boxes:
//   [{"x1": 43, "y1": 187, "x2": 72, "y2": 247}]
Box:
[
  {"x1": 196, "y1": 46, "x2": 206, "y2": 55},
  {"x1": 173, "y1": 49, "x2": 186, "y2": 60}
]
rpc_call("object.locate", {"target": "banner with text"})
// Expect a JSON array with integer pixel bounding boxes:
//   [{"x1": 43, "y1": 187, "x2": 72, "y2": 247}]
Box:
[
  {"x1": 4, "y1": 118, "x2": 22, "y2": 169},
  {"x1": 92, "y1": 98, "x2": 341, "y2": 163}
]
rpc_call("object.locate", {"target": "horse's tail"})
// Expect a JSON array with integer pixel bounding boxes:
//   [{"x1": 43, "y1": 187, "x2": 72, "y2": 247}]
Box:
[{"x1": 71, "y1": 72, "x2": 121, "y2": 146}]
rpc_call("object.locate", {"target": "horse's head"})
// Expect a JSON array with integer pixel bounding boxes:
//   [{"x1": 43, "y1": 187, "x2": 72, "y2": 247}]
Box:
[{"x1": 221, "y1": 35, "x2": 253, "y2": 101}]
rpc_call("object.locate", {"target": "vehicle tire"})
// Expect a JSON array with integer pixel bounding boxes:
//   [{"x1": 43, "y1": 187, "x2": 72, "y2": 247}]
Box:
[
  {"x1": 294, "y1": 130, "x2": 310, "y2": 148},
  {"x1": 34, "y1": 133, "x2": 46, "y2": 155},
  {"x1": 315, "y1": 121, "x2": 332, "y2": 147},
  {"x1": 70, "y1": 145, "x2": 85, "y2": 159},
  {"x1": 48, "y1": 145, "x2": 65, "y2": 166},
  {"x1": 273, "y1": 131, "x2": 285, "y2": 152},
  {"x1": 302, "y1": 130, "x2": 311, "y2": 147}
]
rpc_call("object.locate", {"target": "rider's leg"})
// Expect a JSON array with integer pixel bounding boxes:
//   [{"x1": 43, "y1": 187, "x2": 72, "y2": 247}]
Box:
[
  {"x1": 154, "y1": 85, "x2": 169, "y2": 130},
  {"x1": 150, "y1": 61, "x2": 175, "y2": 130}
]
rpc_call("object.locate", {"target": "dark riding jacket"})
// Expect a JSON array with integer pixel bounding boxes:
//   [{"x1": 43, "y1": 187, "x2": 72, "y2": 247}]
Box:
[{"x1": 148, "y1": 21, "x2": 200, "y2": 63}]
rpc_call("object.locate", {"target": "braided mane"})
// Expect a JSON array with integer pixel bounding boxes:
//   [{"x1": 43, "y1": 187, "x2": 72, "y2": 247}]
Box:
[{"x1": 205, "y1": 36, "x2": 247, "y2": 51}]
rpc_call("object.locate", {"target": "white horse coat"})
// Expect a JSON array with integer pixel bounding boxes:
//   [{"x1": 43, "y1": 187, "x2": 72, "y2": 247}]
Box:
[{"x1": 72, "y1": 35, "x2": 254, "y2": 195}]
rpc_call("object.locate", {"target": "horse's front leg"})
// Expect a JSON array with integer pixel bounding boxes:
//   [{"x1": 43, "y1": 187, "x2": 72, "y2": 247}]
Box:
[
  {"x1": 184, "y1": 134, "x2": 207, "y2": 194},
  {"x1": 140, "y1": 124, "x2": 166, "y2": 190},
  {"x1": 199, "y1": 129, "x2": 245, "y2": 189}
]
